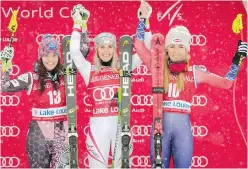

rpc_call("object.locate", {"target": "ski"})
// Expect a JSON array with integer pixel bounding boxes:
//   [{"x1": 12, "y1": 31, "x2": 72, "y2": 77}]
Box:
[
  {"x1": 119, "y1": 35, "x2": 133, "y2": 168},
  {"x1": 62, "y1": 36, "x2": 78, "y2": 168},
  {"x1": 151, "y1": 34, "x2": 165, "y2": 169}
]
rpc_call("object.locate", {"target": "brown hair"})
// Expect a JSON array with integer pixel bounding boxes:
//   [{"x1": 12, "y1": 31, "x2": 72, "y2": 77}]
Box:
[{"x1": 37, "y1": 57, "x2": 64, "y2": 92}]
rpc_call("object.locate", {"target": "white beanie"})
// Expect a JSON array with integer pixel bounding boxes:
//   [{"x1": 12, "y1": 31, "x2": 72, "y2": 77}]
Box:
[{"x1": 165, "y1": 26, "x2": 191, "y2": 52}]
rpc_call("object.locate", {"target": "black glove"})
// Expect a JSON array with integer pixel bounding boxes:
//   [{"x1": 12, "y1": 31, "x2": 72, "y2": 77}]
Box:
[{"x1": 232, "y1": 40, "x2": 248, "y2": 66}]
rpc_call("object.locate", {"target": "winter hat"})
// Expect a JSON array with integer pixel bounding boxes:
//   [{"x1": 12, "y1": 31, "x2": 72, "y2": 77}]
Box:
[
  {"x1": 38, "y1": 34, "x2": 60, "y2": 59},
  {"x1": 165, "y1": 26, "x2": 192, "y2": 52},
  {"x1": 94, "y1": 32, "x2": 116, "y2": 49}
]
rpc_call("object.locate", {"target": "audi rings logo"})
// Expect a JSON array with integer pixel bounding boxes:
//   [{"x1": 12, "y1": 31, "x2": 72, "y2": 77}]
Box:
[
  {"x1": 0, "y1": 126, "x2": 20, "y2": 137},
  {"x1": 190, "y1": 35, "x2": 206, "y2": 46},
  {"x1": 132, "y1": 156, "x2": 150, "y2": 168},
  {"x1": 191, "y1": 126, "x2": 208, "y2": 137},
  {"x1": 191, "y1": 95, "x2": 207, "y2": 106},
  {"x1": 83, "y1": 155, "x2": 90, "y2": 168},
  {"x1": 131, "y1": 95, "x2": 153, "y2": 106},
  {"x1": 131, "y1": 125, "x2": 152, "y2": 137},
  {"x1": 88, "y1": 37, "x2": 95, "y2": 42},
  {"x1": 83, "y1": 95, "x2": 92, "y2": 107},
  {"x1": 10, "y1": 65, "x2": 20, "y2": 76},
  {"x1": 0, "y1": 95, "x2": 20, "y2": 106},
  {"x1": 191, "y1": 156, "x2": 208, "y2": 167},
  {"x1": 36, "y1": 34, "x2": 66, "y2": 44},
  {"x1": 133, "y1": 65, "x2": 151, "y2": 76},
  {"x1": 93, "y1": 86, "x2": 118, "y2": 102},
  {"x1": 0, "y1": 156, "x2": 20, "y2": 167}
]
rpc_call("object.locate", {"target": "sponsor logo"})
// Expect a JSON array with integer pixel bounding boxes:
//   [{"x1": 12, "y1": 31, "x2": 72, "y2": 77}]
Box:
[
  {"x1": 0, "y1": 126, "x2": 20, "y2": 137},
  {"x1": 0, "y1": 156, "x2": 20, "y2": 167},
  {"x1": 0, "y1": 95, "x2": 20, "y2": 106}
]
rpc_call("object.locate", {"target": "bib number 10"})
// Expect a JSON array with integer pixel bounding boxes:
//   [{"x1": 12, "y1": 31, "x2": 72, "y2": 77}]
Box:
[{"x1": 47, "y1": 90, "x2": 61, "y2": 105}]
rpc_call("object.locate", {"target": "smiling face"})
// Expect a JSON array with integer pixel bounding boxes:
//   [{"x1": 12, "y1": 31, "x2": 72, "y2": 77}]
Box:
[
  {"x1": 41, "y1": 52, "x2": 59, "y2": 71},
  {"x1": 167, "y1": 44, "x2": 188, "y2": 62},
  {"x1": 97, "y1": 44, "x2": 115, "y2": 62}
]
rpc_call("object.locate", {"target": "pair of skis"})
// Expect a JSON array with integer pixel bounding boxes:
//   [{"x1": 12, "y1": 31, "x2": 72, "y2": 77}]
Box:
[{"x1": 115, "y1": 34, "x2": 165, "y2": 169}]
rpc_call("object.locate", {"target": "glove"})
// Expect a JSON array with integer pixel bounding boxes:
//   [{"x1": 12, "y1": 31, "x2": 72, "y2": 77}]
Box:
[
  {"x1": 0, "y1": 46, "x2": 14, "y2": 73},
  {"x1": 225, "y1": 40, "x2": 248, "y2": 80},
  {"x1": 136, "y1": 0, "x2": 152, "y2": 41},
  {"x1": 0, "y1": 46, "x2": 14, "y2": 60},
  {"x1": 232, "y1": 40, "x2": 248, "y2": 66},
  {"x1": 72, "y1": 4, "x2": 90, "y2": 30},
  {"x1": 137, "y1": 0, "x2": 152, "y2": 19}
]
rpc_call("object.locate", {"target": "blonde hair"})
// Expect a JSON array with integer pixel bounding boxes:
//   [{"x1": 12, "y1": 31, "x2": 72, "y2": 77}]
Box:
[
  {"x1": 163, "y1": 53, "x2": 190, "y2": 93},
  {"x1": 93, "y1": 49, "x2": 119, "y2": 74}
]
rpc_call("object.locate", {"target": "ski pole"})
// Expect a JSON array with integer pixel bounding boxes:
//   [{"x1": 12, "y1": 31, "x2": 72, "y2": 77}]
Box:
[
  {"x1": 2, "y1": 10, "x2": 18, "y2": 73},
  {"x1": 112, "y1": 88, "x2": 122, "y2": 168},
  {"x1": 231, "y1": 13, "x2": 248, "y2": 148}
]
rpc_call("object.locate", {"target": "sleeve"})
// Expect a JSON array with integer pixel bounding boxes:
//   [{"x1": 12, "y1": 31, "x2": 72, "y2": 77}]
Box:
[
  {"x1": 70, "y1": 30, "x2": 92, "y2": 86},
  {"x1": 1, "y1": 71, "x2": 33, "y2": 95},
  {"x1": 133, "y1": 38, "x2": 152, "y2": 70},
  {"x1": 193, "y1": 65, "x2": 233, "y2": 89},
  {"x1": 132, "y1": 18, "x2": 153, "y2": 70},
  {"x1": 132, "y1": 31, "x2": 152, "y2": 70}
]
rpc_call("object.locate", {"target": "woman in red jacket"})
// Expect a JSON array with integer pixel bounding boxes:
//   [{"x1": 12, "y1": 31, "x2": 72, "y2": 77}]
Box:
[
  {"x1": 134, "y1": 2, "x2": 248, "y2": 168},
  {"x1": 1, "y1": 34, "x2": 89, "y2": 168}
]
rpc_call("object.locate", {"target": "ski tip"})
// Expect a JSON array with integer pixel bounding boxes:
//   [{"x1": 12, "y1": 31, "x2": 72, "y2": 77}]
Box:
[
  {"x1": 62, "y1": 35, "x2": 71, "y2": 42},
  {"x1": 62, "y1": 36, "x2": 71, "y2": 47},
  {"x1": 152, "y1": 33, "x2": 165, "y2": 46},
  {"x1": 119, "y1": 35, "x2": 133, "y2": 47},
  {"x1": 119, "y1": 35, "x2": 133, "y2": 39},
  {"x1": 156, "y1": 38, "x2": 161, "y2": 45}
]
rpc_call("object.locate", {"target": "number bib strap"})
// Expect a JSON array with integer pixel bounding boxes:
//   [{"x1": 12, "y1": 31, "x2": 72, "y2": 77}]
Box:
[
  {"x1": 31, "y1": 106, "x2": 67, "y2": 121},
  {"x1": 162, "y1": 100, "x2": 191, "y2": 113}
]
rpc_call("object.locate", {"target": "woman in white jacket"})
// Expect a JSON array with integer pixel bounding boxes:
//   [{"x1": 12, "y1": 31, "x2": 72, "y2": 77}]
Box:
[{"x1": 69, "y1": 3, "x2": 152, "y2": 168}]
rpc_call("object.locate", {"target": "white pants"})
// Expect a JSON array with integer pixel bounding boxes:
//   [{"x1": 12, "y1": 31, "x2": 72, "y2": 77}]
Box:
[{"x1": 86, "y1": 116, "x2": 133, "y2": 168}]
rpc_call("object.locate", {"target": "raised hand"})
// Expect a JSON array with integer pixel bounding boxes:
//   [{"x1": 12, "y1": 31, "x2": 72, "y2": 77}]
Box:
[
  {"x1": 137, "y1": 0, "x2": 152, "y2": 19},
  {"x1": 232, "y1": 40, "x2": 248, "y2": 66},
  {"x1": 72, "y1": 4, "x2": 90, "y2": 30}
]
